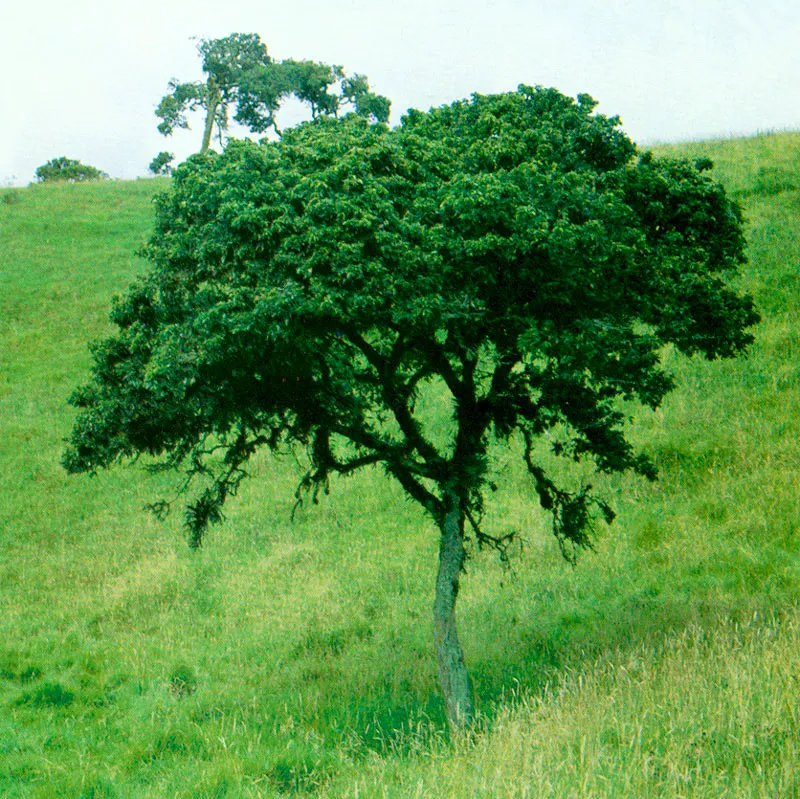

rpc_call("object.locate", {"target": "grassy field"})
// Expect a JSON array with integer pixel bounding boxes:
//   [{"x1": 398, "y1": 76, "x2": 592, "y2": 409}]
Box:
[{"x1": 1, "y1": 131, "x2": 800, "y2": 798}]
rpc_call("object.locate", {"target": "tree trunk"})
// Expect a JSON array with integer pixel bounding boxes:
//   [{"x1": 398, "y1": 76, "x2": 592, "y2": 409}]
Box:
[
  {"x1": 433, "y1": 490, "x2": 474, "y2": 727},
  {"x1": 200, "y1": 80, "x2": 221, "y2": 154}
]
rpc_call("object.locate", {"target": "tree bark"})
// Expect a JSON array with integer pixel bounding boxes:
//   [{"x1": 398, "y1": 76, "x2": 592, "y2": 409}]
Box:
[
  {"x1": 433, "y1": 490, "x2": 474, "y2": 727},
  {"x1": 200, "y1": 80, "x2": 221, "y2": 154}
]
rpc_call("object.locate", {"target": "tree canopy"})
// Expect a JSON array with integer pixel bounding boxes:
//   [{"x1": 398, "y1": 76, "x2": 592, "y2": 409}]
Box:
[
  {"x1": 65, "y1": 85, "x2": 759, "y2": 726},
  {"x1": 155, "y1": 32, "x2": 391, "y2": 154}
]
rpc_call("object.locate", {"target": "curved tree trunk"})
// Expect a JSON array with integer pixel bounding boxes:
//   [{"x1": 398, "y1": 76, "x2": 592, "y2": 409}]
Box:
[
  {"x1": 434, "y1": 491, "x2": 474, "y2": 727},
  {"x1": 200, "y1": 80, "x2": 221, "y2": 154}
]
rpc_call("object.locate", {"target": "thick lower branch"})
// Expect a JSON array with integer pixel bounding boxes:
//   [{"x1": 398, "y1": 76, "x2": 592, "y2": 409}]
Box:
[
  {"x1": 341, "y1": 329, "x2": 444, "y2": 466},
  {"x1": 386, "y1": 463, "x2": 442, "y2": 518}
]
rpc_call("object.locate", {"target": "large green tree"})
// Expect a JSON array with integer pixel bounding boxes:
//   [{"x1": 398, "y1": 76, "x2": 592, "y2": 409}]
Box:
[
  {"x1": 65, "y1": 86, "x2": 758, "y2": 727},
  {"x1": 155, "y1": 33, "x2": 390, "y2": 153}
]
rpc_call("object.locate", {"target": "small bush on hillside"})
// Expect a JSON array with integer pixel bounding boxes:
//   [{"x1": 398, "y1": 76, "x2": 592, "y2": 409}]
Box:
[{"x1": 34, "y1": 157, "x2": 109, "y2": 184}]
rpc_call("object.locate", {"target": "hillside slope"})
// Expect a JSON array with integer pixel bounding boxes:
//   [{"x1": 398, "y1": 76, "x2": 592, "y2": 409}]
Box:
[{"x1": 1, "y1": 132, "x2": 799, "y2": 798}]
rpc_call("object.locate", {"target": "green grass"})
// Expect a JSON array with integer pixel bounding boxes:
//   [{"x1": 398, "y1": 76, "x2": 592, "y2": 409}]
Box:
[{"x1": 2, "y1": 132, "x2": 800, "y2": 797}]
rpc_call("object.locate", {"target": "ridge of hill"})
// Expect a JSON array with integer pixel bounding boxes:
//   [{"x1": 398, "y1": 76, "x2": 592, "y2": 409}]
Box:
[{"x1": 1, "y1": 132, "x2": 799, "y2": 797}]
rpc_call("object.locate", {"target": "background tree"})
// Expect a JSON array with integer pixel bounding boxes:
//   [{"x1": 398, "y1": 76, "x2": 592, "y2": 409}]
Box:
[
  {"x1": 155, "y1": 33, "x2": 390, "y2": 153},
  {"x1": 34, "y1": 157, "x2": 108, "y2": 183},
  {"x1": 340, "y1": 74, "x2": 392, "y2": 124},
  {"x1": 155, "y1": 33, "x2": 270, "y2": 154},
  {"x1": 148, "y1": 151, "x2": 175, "y2": 176},
  {"x1": 64, "y1": 86, "x2": 758, "y2": 728}
]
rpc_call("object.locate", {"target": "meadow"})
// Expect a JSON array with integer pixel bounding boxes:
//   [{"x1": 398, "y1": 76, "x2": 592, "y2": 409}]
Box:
[{"x1": 1, "y1": 131, "x2": 799, "y2": 797}]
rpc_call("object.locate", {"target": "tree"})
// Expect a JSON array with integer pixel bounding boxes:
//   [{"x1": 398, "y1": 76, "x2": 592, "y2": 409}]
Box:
[
  {"x1": 34, "y1": 157, "x2": 108, "y2": 183},
  {"x1": 148, "y1": 151, "x2": 175, "y2": 176},
  {"x1": 155, "y1": 33, "x2": 390, "y2": 153},
  {"x1": 341, "y1": 74, "x2": 392, "y2": 125},
  {"x1": 64, "y1": 86, "x2": 759, "y2": 728}
]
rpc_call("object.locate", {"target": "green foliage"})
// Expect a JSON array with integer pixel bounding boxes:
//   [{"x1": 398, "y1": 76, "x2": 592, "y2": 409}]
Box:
[
  {"x1": 197, "y1": 31, "x2": 268, "y2": 90},
  {"x1": 155, "y1": 32, "x2": 391, "y2": 155},
  {"x1": 148, "y1": 151, "x2": 174, "y2": 176},
  {"x1": 33, "y1": 156, "x2": 108, "y2": 184},
  {"x1": 155, "y1": 79, "x2": 206, "y2": 136},
  {"x1": 341, "y1": 74, "x2": 392, "y2": 123},
  {"x1": 66, "y1": 86, "x2": 757, "y2": 557}
]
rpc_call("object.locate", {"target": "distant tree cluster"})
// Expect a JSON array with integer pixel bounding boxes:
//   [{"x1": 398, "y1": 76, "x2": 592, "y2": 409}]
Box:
[
  {"x1": 155, "y1": 33, "x2": 391, "y2": 157},
  {"x1": 34, "y1": 157, "x2": 108, "y2": 184}
]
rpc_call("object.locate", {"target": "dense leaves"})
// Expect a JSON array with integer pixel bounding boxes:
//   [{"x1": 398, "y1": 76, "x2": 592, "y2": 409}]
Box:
[{"x1": 66, "y1": 85, "x2": 758, "y2": 554}]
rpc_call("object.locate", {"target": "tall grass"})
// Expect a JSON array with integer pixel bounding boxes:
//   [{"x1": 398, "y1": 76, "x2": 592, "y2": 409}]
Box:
[
  {"x1": 1, "y1": 131, "x2": 799, "y2": 797},
  {"x1": 324, "y1": 610, "x2": 800, "y2": 798}
]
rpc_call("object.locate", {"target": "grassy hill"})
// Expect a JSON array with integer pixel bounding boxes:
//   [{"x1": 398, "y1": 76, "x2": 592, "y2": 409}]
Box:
[{"x1": 1, "y1": 131, "x2": 799, "y2": 798}]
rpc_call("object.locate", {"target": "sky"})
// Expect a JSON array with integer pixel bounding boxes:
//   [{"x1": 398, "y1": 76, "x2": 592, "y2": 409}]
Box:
[{"x1": 2, "y1": 0, "x2": 798, "y2": 185}]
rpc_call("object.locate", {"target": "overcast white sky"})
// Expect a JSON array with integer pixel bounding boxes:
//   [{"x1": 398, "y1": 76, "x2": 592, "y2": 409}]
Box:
[{"x1": 2, "y1": 0, "x2": 798, "y2": 185}]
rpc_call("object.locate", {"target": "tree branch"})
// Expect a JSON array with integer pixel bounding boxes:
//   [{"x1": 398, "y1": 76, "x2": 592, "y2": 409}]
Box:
[
  {"x1": 464, "y1": 507, "x2": 518, "y2": 569},
  {"x1": 342, "y1": 329, "x2": 446, "y2": 468},
  {"x1": 385, "y1": 462, "x2": 443, "y2": 519},
  {"x1": 411, "y1": 334, "x2": 464, "y2": 402},
  {"x1": 521, "y1": 427, "x2": 614, "y2": 563}
]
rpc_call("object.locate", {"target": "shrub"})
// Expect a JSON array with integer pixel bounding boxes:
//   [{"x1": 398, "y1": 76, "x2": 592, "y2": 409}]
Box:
[{"x1": 34, "y1": 157, "x2": 109, "y2": 184}]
